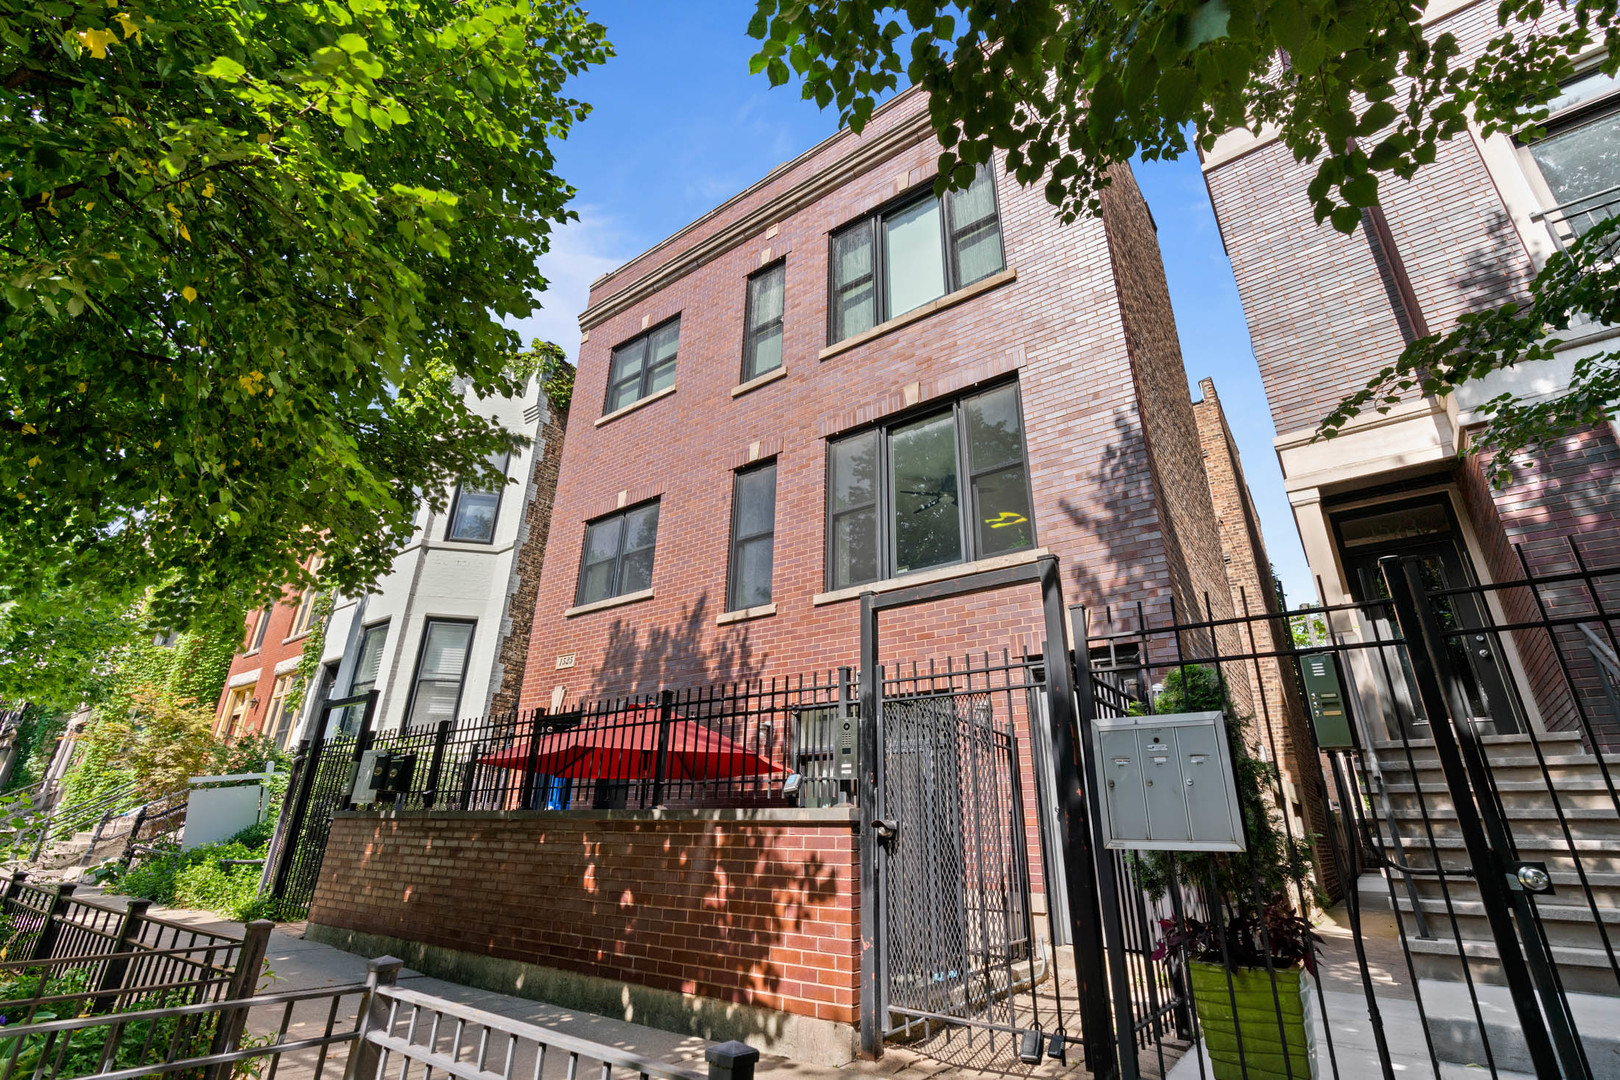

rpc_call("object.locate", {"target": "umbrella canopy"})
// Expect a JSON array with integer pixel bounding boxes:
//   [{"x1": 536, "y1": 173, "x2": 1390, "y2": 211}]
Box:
[{"x1": 477, "y1": 708, "x2": 781, "y2": 781}]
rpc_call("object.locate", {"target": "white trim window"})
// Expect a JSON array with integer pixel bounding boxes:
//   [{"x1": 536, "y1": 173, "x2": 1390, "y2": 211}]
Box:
[{"x1": 1517, "y1": 67, "x2": 1620, "y2": 248}]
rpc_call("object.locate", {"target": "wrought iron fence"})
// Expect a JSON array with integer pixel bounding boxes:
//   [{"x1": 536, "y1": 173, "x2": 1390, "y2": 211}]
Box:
[{"x1": 0, "y1": 877, "x2": 250, "y2": 1022}]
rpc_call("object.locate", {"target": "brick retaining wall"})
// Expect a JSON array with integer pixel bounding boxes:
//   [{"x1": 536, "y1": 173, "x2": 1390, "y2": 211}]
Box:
[{"x1": 308, "y1": 809, "x2": 860, "y2": 1034}]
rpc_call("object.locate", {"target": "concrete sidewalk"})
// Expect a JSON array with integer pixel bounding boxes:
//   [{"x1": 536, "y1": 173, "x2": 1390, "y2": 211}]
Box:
[{"x1": 78, "y1": 888, "x2": 1077, "y2": 1080}]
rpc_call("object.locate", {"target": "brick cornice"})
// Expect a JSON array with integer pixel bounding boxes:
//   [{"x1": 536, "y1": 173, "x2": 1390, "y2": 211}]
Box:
[{"x1": 579, "y1": 97, "x2": 938, "y2": 333}]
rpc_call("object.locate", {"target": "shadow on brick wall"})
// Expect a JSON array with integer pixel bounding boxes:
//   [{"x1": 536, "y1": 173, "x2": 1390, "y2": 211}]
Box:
[
  {"x1": 1056, "y1": 407, "x2": 1165, "y2": 621},
  {"x1": 592, "y1": 592, "x2": 764, "y2": 696}
]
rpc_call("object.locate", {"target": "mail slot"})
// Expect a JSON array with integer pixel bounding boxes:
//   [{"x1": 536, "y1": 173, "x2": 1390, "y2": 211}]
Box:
[
  {"x1": 1091, "y1": 710, "x2": 1245, "y2": 852},
  {"x1": 1300, "y1": 653, "x2": 1354, "y2": 749}
]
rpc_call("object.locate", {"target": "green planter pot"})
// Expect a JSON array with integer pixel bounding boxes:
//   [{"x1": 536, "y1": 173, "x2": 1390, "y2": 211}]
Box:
[{"x1": 1188, "y1": 960, "x2": 1318, "y2": 1080}]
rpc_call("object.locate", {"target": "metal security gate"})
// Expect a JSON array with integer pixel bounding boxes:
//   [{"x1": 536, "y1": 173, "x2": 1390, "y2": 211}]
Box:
[{"x1": 878, "y1": 689, "x2": 1037, "y2": 1040}]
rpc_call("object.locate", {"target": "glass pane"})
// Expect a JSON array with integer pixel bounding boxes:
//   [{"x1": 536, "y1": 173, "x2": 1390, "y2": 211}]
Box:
[
  {"x1": 891, "y1": 411, "x2": 962, "y2": 573},
  {"x1": 735, "y1": 464, "x2": 776, "y2": 540},
  {"x1": 746, "y1": 326, "x2": 782, "y2": 379},
  {"x1": 965, "y1": 384, "x2": 1024, "y2": 471},
  {"x1": 832, "y1": 226, "x2": 874, "y2": 341},
  {"x1": 833, "y1": 224, "x2": 872, "y2": 287},
  {"x1": 650, "y1": 319, "x2": 680, "y2": 364},
  {"x1": 618, "y1": 547, "x2": 655, "y2": 594},
  {"x1": 731, "y1": 535, "x2": 774, "y2": 610},
  {"x1": 883, "y1": 198, "x2": 946, "y2": 317},
  {"x1": 623, "y1": 504, "x2": 660, "y2": 553},
  {"x1": 646, "y1": 359, "x2": 676, "y2": 394},
  {"x1": 353, "y1": 628, "x2": 386, "y2": 692},
  {"x1": 831, "y1": 431, "x2": 877, "y2": 512},
  {"x1": 833, "y1": 508, "x2": 878, "y2": 588},
  {"x1": 579, "y1": 560, "x2": 616, "y2": 604},
  {"x1": 607, "y1": 378, "x2": 642, "y2": 413},
  {"x1": 748, "y1": 265, "x2": 785, "y2": 330},
  {"x1": 419, "y1": 622, "x2": 473, "y2": 678},
  {"x1": 835, "y1": 279, "x2": 875, "y2": 340},
  {"x1": 954, "y1": 219, "x2": 1005, "y2": 286},
  {"x1": 1547, "y1": 70, "x2": 1620, "y2": 115},
  {"x1": 973, "y1": 465, "x2": 1034, "y2": 557},
  {"x1": 608, "y1": 338, "x2": 646, "y2": 391},
  {"x1": 947, "y1": 167, "x2": 997, "y2": 227},
  {"x1": 583, "y1": 517, "x2": 623, "y2": 564},
  {"x1": 449, "y1": 491, "x2": 499, "y2": 542},
  {"x1": 408, "y1": 680, "x2": 461, "y2": 728},
  {"x1": 1529, "y1": 111, "x2": 1620, "y2": 212}
]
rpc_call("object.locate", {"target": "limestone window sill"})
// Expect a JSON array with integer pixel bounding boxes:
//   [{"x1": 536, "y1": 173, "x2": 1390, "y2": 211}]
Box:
[
  {"x1": 730, "y1": 366, "x2": 787, "y2": 398},
  {"x1": 818, "y1": 268, "x2": 1017, "y2": 362},
  {"x1": 594, "y1": 385, "x2": 675, "y2": 428},
  {"x1": 565, "y1": 588, "x2": 654, "y2": 618},
  {"x1": 811, "y1": 547, "x2": 1049, "y2": 606},
  {"x1": 716, "y1": 603, "x2": 777, "y2": 626}
]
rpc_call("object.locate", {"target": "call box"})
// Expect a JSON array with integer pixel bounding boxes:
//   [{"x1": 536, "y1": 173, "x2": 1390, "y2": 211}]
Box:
[
  {"x1": 1091, "y1": 711, "x2": 1246, "y2": 852},
  {"x1": 1299, "y1": 652, "x2": 1354, "y2": 749}
]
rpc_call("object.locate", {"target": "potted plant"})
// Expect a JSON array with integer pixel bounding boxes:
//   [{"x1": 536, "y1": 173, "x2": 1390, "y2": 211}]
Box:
[{"x1": 1128, "y1": 666, "x2": 1325, "y2": 1080}]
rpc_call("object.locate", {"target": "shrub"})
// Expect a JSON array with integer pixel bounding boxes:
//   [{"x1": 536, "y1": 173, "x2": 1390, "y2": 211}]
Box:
[{"x1": 104, "y1": 821, "x2": 273, "y2": 922}]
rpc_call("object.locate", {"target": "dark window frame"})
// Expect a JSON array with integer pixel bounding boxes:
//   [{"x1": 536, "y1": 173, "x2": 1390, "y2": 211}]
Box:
[
  {"x1": 824, "y1": 379, "x2": 1035, "y2": 590},
  {"x1": 402, "y1": 617, "x2": 476, "y2": 730},
  {"x1": 741, "y1": 260, "x2": 787, "y2": 383},
  {"x1": 445, "y1": 450, "x2": 512, "y2": 544},
  {"x1": 574, "y1": 499, "x2": 662, "y2": 606},
  {"x1": 726, "y1": 460, "x2": 778, "y2": 612},
  {"x1": 826, "y1": 167, "x2": 1006, "y2": 345},
  {"x1": 246, "y1": 606, "x2": 273, "y2": 653},
  {"x1": 602, "y1": 316, "x2": 681, "y2": 415}
]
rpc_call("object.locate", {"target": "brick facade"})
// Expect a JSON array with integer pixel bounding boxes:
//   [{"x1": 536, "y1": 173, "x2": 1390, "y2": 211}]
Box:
[
  {"x1": 213, "y1": 563, "x2": 320, "y2": 744},
  {"x1": 309, "y1": 811, "x2": 859, "y2": 1027},
  {"x1": 518, "y1": 86, "x2": 1243, "y2": 712}
]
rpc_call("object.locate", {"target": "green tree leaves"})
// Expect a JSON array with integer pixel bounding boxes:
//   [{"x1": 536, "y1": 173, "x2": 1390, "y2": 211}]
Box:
[{"x1": 1, "y1": 0, "x2": 610, "y2": 626}]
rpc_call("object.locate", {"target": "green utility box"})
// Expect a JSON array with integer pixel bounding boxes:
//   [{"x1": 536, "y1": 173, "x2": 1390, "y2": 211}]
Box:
[{"x1": 1299, "y1": 653, "x2": 1354, "y2": 749}]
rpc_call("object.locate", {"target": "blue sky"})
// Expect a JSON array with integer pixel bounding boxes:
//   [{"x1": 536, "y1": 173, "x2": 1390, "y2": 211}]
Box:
[{"x1": 509, "y1": 1, "x2": 1314, "y2": 605}]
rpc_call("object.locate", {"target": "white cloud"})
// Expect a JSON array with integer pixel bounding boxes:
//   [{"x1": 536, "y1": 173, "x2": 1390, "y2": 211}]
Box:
[{"x1": 504, "y1": 207, "x2": 631, "y2": 365}]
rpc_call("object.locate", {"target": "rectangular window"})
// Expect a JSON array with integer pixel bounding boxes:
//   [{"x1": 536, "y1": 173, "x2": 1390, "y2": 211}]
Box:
[
  {"x1": 337, "y1": 622, "x2": 388, "y2": 734},
  {"x1": 742, "y1": 263, "x2": 786, "y2": 382},
  {"x1": 246, "y1": 606, "x2": 272, "y2": 652},
  {"x1": 221, "y1": 685, "x2": 254, "y2": 740},
  {"x1": 828, "y1": 166, "x2": 1005, "y2": 343},
  {"x1": 604, "y1": 318, "x2": 680, "y2": 414},
  {"x1": 446, "y1": 451, "x2": 511, "y2": 543},
  {"x1": 826, "y1": 382, "x2": 1033, "y2": 589},
  {"x1": 288, "y1": 556, "x2": 324, "y2": 638},
  {"x1": 263, "y1": 674, "x2": 298, "y2": 747},
  {"x1": 404, "y1": 619, "x2": 475, "y2": 729},
  {"x1": 1519, "y1": 69, "x2": 1620, "y2": 240},
  {"x1": 576, "y1": 501, "x2": 661, "y2": 606},
  {"x1": 727, "y1": 462, "x2": 777, "y2": 611}
]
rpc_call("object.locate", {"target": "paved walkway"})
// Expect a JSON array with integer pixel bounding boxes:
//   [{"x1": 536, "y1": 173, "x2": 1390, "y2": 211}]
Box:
[{"x1": 76, "y1": 888, "x2": 1102, "y2": 1079}]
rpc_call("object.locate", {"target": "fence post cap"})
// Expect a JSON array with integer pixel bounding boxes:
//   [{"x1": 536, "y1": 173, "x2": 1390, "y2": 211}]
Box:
[
  {"x1": 10, "y1": 869, "x2": 27, "y2": 883},
  {"x1": 367, "y1": 955, "x2": 405, "y2": 982},
  {"x1": 55, "y1": 881, "x2": 77, "y2": 897},
  {"x1": 125, "y1": 898, "x2": 153, "y2": 913},
  {"x1": 705, "y1": 1041, "x2": 759, "y2": 1066}
]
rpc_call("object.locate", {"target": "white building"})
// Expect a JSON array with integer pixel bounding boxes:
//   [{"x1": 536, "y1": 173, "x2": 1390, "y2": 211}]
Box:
[{"x1": 294, "y1": 379, "x2": 565, "y2": 739}]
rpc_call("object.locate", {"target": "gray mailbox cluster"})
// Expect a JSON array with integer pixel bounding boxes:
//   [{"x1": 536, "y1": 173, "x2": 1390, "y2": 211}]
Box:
[{"x1": 1092, "y1": 710, "x2": 1246, "y2": 852}]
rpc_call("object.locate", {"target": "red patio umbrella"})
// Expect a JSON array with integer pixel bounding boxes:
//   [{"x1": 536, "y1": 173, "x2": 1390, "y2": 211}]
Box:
[{"x1": 476, "y1": 707, "x2": 782, "y2": 781}]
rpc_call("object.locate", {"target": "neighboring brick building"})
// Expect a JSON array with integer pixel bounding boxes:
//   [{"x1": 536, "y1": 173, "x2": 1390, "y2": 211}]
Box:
[
  {"x1": 214, "y1": 556, "x2": 325, "y2": 747},
  {"x1": 1200, "y1": 0, "x2": 1620, "y2": 743}
]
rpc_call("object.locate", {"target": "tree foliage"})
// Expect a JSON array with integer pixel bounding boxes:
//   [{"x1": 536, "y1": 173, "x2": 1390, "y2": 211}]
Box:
[
  {"x1": 1, "y1": 0, "x2": 609, "y2": 625},
  {"x1": 746, "y1": 0, "x2": 1619, "y2": 466}
]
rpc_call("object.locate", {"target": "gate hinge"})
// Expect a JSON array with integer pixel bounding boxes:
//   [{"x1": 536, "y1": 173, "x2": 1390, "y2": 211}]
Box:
[{"x1": 870, "y1": 818, "x2": 898, "y2": 843}]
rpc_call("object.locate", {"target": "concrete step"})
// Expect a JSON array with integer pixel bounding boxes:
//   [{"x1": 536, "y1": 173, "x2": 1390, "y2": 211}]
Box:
[
  {"x1": 1406, "y1": 934, "x2": 1620, "y2": 996},
  {"x1": 1384, "y1": 833, "x2": 1620, "y2": 874},
  {"x1": 1417, "y1": 977, "x2": 1620, "y2": 1077},
  {"x1": 1384, "y1": 805, "x2": 1620, "y2": 843},
  {"x1": 1388, "y1": 895, "x2": 1620, "y2": 949},
  {"x1": 1373, "y1": 868, "x2": 1620, "y2": 912},
  {"x1": 1383, "y1": 777, "x2": 1620, "y2": 812}
]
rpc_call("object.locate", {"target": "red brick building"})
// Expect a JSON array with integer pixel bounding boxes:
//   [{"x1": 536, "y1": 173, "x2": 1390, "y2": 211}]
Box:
[
  {"x1": 1200, "y1": 0, "x2": 1620, "y2": 743},
  {"x1": 213, "y1": 559, "x2": 324, "y2": 747},
  {"x1": 517, "y1": 85, "x2": 1255, "y2": 712}
]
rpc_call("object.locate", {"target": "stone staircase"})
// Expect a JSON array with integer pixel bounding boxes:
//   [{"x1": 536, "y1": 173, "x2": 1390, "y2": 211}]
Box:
[{"x1": 1362, "y1": 731, "x2": 1620, "y2": 997}]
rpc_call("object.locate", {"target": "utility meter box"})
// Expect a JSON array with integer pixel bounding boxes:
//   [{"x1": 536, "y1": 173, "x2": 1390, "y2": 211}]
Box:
[
  {"x1": 1299, "y1": 653, "x2": 1354, "y2": 749},
  {"x1": 351, "y1": 748, "x2": 387, "y2": 804},
  {"x1": 1091, "y1": 711, "x2": 1246, "y2": 852}
]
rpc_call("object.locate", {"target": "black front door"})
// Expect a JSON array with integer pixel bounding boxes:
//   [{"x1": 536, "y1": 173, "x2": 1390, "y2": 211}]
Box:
[{"x1": 1336, "y1": 497, "x2": 1525, "y2": 737}]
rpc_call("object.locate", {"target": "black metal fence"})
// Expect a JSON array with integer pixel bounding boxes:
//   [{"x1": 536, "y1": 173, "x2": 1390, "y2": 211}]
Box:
[{"x1": 0, "y1": 874, "x2": 254, "y2": 1026}]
